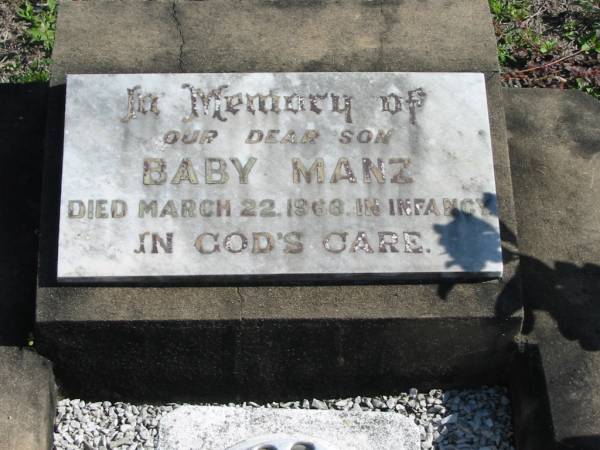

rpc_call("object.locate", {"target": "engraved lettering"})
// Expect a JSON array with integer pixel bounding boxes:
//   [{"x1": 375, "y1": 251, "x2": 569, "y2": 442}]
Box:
[
  {"x1": 443, "y1": 198, "x2": 458, "y2": 216},
  {"x1": 135, "y1": 231, "x2": 173, "y2": 254},
  {"x1": 163, "y1": 130, "x2": 181, "y2": 144},
  {"x1": 111, "y1": 200, "x2": 127, "y2": 218},
  {"x1": 160, "y1": 200, "x2": 179, "y2": 218},
  {"x1": 374, "y1": 129, "x2": 393, "y2": 144},
  {"x1": 216, "y1": 200, "x2": 231, "y2": 217},
  {"x1": 225, "y1": 93, "x2": 243, "y2": 115},
  {"x1": 205, "y1": 158, "x2": 230, "y2": 184},
  {"x1": 95, "y1": 200, "x2": 108, "y2": 219},
  {"x1": 408, "y1": 88, "x2": 426, "y2": 125},
  {"x1": 194, "y1": 233, "x2": 220, "y2": 254},
  {"x1": 330, "y1": 158, "x2": 356, "y2": 183},
  {"x1": 403, "y1": 232, "x2": 423, "y2": 253},
  {"x1": 331, "y1": 93, "x2": 353, "y2": 124},
  {"x1": 68, "y1": 200, "x2": 85, "y2": 218},
  {"x1": 152, "y1": 232, "x2": 173, "y2": 253},
  {"x1": 292, "y1": 158, "x2": 325, "y2": 184},
  {"x1": 181, "y1": 199, "x2": 196, "y2": 217},
  {"x1": 199, "y1": 130, "x2": 218, "y2": 144},
  {"x1": 362, "y1": 158, "x2": 385, "y2": 183},
  {"x1": 424, "y1": 198, "x2": 440, "y2": 216},
  {"x1": 199, "y1": 200, "x2": 214, "y2": 217},
  {"x1": 121, "y1": 85, "x2": 159, "y2": 122},
  {"x1": 323, "y1": 232, "x2": 347, "y2": 253},
  {"x1": 182, "y1": 130, "x2": 200, "y2": 144},
  {"x1": 265, "y1": 129, "x2": 279, "y2": 144},
  {"x1": 138, "y1": 200, "x2": 158, "y2": 218},
  {"x1": 309, "y1": 93, "x2": 328, "y2": 114},
  {"x1": 182, "y1": 84, "x2": 228, "y2": 122},
  {"x1": 284, "y1": 93, "x2": 305, "y2": 114},
  {"x1": 143, "y1": 158, "x2": 167, "y2": 185},
  {"x1": 350, "y1": 231, "x2": 374, "y2": 253},
  {"x1": 389, "y1": 158, "x2": 413, "y2": 184},
  {"x1": 339, "y1": 130, "x2": 353, "y2": 144},
  {"x1": 283, "y1": 232, "x2": 303, "y2": 254},
  {"x1": 246, "y1": 130, "x2": 264, "y2": 144},
  {"x1": 224, "y1": 232, "x2": 248, "y2": 253},
  {"x1": 280, "y1": 130, "x2": 296, "y2": 144},
  {"x1": 461, "y1": 199, "x2": 476, "y2": 214},
  {"x1": 380, "y1": 93, "x2": 403, "y2": 115},
  {"x1": 378, "y1": 232, "x2": 400, "y2": 253},
  {"x1": 230, "y1": 157, "x2": 257, "y2": 184},
  {"x1": 170, "y1": 158, "x2": 199, "y2": 185},
  {"x1": 252, "y1": 232, "x2": 275, "y2": 254},
  {"x1": 357, "y1": 129, "x2": 373, "y2": 143},
  {"x1": 134, "y1": 232, "x2": 149, "y2": 253},
  {"x1": 300, "y1": 129, "x2": 319, "y2": 144}
]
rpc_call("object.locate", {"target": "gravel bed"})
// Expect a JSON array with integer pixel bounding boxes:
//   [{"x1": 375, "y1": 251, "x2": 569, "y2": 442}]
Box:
[{"x1": 53, "y1": 386, "x2": 514, "y2": 450}]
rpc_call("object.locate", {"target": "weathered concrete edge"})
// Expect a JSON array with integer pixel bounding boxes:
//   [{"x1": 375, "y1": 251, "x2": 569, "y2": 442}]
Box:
[
  {"x1": 50, "y1": 0, "x2": 500, "y2": 86},
  {"x1": 0, "y1": 347, "x2": 57, "y2": 450},
  {"x1": 503, "y1": 88, "x2": 600, "y2": 450}
]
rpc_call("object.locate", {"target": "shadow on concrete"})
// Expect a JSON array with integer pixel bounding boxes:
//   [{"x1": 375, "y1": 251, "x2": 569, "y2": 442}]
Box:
[
  {"x1": 559, "y1": 437, "x2": 600, "y2": 450},
  {"x1": 434, "y1": 190, "x2": 600, "y2": 447},
  {"x1": 433, "y1": 192, "x2": 516, "y2": 300},
  {"x1": 36, "y1": 316, "x2": 515, "y2": 403},
  {"x1": 516, "y1": 256, "x2": 600, "y2": 352},
  {"x1": 0, "y1": 83, "x2": 47, "y2": 346},
  {"x1": 434, "y1": 192, "x2": 600, "y2": 352}
]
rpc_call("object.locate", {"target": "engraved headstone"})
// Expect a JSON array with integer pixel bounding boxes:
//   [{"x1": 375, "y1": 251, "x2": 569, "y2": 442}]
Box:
[
  {"x1": 58, "y1": 73, "x2": 501, "y2": 280},
  {"x1": 157, "y1": 406, "x2": 420, "y2": 450}
]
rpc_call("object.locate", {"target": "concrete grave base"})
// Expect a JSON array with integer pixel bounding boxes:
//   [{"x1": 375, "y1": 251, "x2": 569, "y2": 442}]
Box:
[
  {"x1": 0, "y1": 347, "x2": 56, "y2": 450},
  {"x1": 36, "y1": 0, "x2": 521, "y2": 403},
  {"x1": 157, "y1": 406, "x2": 420, "y2": 450},
  {"x1": 504, "y1": 89, "x2": 600, "y2": 450}
]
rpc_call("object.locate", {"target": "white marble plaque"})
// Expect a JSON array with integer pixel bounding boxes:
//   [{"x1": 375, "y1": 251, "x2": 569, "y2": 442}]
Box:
[{"x1": 58, "y1": 73, "x2": 502, "y2": 280}]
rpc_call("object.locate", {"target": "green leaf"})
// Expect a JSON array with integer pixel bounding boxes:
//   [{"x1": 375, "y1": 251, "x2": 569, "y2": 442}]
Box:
[{"x1": 17, "y1": 1, "x2": 34, "y2": 21}]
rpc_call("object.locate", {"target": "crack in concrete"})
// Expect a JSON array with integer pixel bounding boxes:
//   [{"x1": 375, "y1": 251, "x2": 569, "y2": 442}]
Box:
[
  {"x1": 377, "y1": 4, "x2": 396, "y2": 71},
  {"x1": 236, "y1": 287, "x2": 245, "y2": 321},
  {"x1": 171, "y1": 1, "x2": 185, "y2": 72}
]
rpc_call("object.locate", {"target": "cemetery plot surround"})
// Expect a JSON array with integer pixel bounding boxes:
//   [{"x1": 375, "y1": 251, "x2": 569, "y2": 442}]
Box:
[
  {"x1": 37, "y1": 0, "x2": 521, "y2": 402},
  {"x1": 58, "y1": 72, "x2": 502, "y2": 281}
]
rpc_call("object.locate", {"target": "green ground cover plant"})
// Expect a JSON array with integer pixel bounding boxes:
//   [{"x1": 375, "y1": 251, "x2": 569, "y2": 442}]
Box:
[
  {"x1": 491, "y1": 0, "x2": 600, "y2": 99},
  {"x1": 0, "y1": 0, "x2": 56, "y2": 83}
]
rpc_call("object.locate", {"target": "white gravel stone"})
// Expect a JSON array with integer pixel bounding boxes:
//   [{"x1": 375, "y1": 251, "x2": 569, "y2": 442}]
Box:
[{"x1": 53, "y1": 386, "x2": 515, "y2": 450}]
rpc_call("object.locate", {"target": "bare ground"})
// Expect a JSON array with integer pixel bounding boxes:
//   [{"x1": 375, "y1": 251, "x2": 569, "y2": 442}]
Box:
[
  {"x1": 496, "y1": 0, "x2": 600, "y2": 95},
  {"x1": 0, "y1": 0, "x2": 47, "y2": 83}
]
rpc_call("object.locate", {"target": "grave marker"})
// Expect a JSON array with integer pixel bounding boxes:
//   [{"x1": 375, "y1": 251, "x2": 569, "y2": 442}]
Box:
[{"x1": 58, "y1": 72, "x2": 501, "y2": 280}]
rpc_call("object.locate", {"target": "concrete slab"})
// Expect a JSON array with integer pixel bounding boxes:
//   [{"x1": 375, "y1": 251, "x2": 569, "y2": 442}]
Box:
[
  {"x1": 504, "y1": 88, "x2": 600, "y2": 449},
  {"x1": 0, "y1": 347, "x2": 56, "y2": 450},
  {"x1": 36, "y1": 0, "x2": 521, "y2": 401},
  {"x1": 50, "y1": 0, "x2": 500, "y2": 85},
  {"x1": 178, "y1": 0, "x2": 499, "y2": 73},
  {"x1": 50, "y1": 0, "x2": 181, "y2": 84}
]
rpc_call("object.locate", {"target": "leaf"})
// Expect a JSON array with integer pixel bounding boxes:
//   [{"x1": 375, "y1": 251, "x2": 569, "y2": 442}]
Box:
[{"x1": 17, "y1": 1, "x2": 34, "y2": 21}]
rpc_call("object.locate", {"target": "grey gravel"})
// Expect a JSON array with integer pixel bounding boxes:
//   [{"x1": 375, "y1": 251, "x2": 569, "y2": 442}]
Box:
[{"x1": 53, "y1": 386, "x2": 515, "y2": 450}]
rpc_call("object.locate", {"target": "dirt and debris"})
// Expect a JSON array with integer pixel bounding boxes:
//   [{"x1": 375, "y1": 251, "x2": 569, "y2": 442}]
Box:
[
  {"x1": 493, "y1": 0, "x2": 600, "y2": 98},
  {"x1": 0, "y1": 0, "x2": 53, "y2": 83}
]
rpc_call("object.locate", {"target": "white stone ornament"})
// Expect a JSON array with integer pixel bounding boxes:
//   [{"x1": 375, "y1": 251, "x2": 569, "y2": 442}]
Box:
[
  {"x1": 224, "y1": 433, "x2": 338, "y2": 450},
  {"x1": 157, "y1": 406, "x2": 421, "y2": 449}
]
